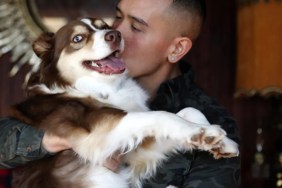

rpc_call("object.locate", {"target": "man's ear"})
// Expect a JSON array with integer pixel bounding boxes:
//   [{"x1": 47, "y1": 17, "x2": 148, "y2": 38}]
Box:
[
  {"x1": 32, "y1": 32, "x2": 55, "y2": 59},
  {"x1": 167, "y1": 37, "x2": 192, "y2": 63}
]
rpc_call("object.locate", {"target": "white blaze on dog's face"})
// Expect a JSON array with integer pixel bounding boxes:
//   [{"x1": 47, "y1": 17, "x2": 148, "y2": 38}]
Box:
[{"x1": 56, "y1": 18, "x2": 125, "y2": 86}]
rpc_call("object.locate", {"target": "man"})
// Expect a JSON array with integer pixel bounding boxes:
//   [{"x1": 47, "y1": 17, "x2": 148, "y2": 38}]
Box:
[{"x1": 0, "y1": 0, "x2": 240, "y2": 187}]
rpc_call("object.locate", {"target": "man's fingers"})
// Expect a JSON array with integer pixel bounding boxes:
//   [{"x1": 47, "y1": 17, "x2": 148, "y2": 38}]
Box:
[{"x1": 103, "y1": 152, "x2": 123, "y2": 172}]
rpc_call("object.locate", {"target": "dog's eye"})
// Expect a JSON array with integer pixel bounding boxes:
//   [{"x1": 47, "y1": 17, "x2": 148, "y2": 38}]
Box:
[{"x1": 73, "y1": 35, "x2": 83, "y2": 43}]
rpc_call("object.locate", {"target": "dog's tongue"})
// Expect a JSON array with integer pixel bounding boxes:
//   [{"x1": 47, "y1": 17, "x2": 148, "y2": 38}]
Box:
[{"x1": 97, "y1": 56, "x2": 125, "y2": 74}]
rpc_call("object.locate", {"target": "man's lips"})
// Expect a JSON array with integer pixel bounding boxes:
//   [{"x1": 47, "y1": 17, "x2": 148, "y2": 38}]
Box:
[{"x1": 82, "y1": 51, "x2": 126, "y2": 75}]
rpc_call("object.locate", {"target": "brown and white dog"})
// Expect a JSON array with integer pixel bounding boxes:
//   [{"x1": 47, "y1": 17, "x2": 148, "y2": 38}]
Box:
[{"x1": 10, "y1": 18, "x2": 239, "y2": 188}]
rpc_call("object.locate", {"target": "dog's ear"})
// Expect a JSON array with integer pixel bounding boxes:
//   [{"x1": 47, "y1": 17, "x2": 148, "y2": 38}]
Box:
[{"x1": 32, "y1": 32, "x2": 55, "y2": 59}]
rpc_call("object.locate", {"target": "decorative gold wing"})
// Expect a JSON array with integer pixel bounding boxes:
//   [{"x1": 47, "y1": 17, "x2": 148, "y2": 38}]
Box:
[
  {"x1": 0, "y1": 0, "x2": 116, "y2": 82},
  {"x1": 0, "y1": 0, "x2": 45, "y2": 79}
]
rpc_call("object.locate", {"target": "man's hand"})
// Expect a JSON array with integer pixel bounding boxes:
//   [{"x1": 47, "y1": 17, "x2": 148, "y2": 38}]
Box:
[
  {"x1": 103, "y1": 152, "x2": 123, "y2": 172},
  {"x1": 43, "y1": 133, "x2": 122, "y2": 172},
  {"x1": 42, "y1": 133, "x2": 71, "y2": 153}
]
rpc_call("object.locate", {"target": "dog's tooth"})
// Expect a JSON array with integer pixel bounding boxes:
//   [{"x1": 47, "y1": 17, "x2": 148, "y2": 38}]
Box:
[{"x1": 91, "y1": 61, "x2": 100, "y2": 67}]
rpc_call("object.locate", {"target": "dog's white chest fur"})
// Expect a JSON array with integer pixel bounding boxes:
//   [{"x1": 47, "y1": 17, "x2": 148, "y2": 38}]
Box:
[{"x1": 74, "y1": 75, "x2": 149, "y2": 112}]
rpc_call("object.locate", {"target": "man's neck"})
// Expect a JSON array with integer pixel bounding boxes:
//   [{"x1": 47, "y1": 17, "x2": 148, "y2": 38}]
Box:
[{"x1": 136, "y1": 63, "x2": 181, "y2": 100}]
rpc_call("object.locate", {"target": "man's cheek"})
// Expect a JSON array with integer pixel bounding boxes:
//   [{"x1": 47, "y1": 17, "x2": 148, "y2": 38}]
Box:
[
  {"x1": 123, "y1": 37, "x2": 136, "y2": 52},
  {"x1": 125, "y1": 38, "x2": 141, "y2": 57}
]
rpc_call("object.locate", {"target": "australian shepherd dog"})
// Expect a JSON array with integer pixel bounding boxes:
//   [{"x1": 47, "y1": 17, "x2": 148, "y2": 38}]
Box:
[{"x1": 10, "y1": 18, "x2": 239, "y2": 188}]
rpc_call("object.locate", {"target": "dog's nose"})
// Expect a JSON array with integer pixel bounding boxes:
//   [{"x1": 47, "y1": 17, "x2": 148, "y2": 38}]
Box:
[{"x1": 104, "y1": 30, "x2": 121, "y2": 44}]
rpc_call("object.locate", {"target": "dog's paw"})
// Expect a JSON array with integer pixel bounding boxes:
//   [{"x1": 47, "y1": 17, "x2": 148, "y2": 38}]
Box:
[
  {"x1": 186, "y1": 125, "x2": 239, "y2": 159},
  {"x1": 210, "y1": 137, "x2": 239, "y2": 159},
  {"x1": 188, "y1": 125, "x2": 226, "y2": 150}
]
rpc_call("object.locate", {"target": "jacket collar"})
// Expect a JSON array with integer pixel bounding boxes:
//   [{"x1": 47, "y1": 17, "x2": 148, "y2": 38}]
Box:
[{"x1": 149, "y1": 61, "x2": 195, "y2": 112}]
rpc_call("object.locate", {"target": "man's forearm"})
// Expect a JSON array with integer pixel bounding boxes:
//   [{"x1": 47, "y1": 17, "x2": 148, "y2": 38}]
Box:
[{"x1": 0, "y1": 118, "x2": 51, "y2": 168}]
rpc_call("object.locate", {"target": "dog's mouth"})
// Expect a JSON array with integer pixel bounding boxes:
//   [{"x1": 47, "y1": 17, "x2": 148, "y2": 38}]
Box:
[{"x1": 82, "y1": 50, "x2": 125, "y2": 75}]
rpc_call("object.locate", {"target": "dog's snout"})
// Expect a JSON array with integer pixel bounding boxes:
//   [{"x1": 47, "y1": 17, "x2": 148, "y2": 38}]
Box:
[{"x1": 105, "y1": 30, "x2": 121, "y2": 44}]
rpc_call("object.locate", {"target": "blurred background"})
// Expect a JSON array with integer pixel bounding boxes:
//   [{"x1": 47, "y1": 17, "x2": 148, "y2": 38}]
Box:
[{"x1": 0, "y1": 0, "x2": 281, "y2": 187}]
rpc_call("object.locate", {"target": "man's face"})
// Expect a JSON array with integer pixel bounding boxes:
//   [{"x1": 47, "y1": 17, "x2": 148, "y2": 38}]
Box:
[{"x1": 113, "y1": 0, "x2": 175, "y2": 79}]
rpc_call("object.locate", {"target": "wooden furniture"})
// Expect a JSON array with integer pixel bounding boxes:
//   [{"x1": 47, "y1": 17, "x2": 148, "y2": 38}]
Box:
[{"x1": 236, "y1": 1, "x2": 282, "y2": 97}]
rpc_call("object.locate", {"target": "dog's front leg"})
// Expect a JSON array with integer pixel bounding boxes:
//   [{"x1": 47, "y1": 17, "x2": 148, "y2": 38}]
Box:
[
  {"x1": 70, "y1": 111, "x2": 212, "y2": 164},
  {"x1": 68, "y1": 110, "x2": 238, "y2": 165},
  {"x1": 104, "y1": 111, "x2": 236, "y2": 154},
  {"x1": 96, "y1": 111, "x2": 237, "y2": 187},
  {"x1": 101, "y1": 111, "x2": 208, "y2": 157}
]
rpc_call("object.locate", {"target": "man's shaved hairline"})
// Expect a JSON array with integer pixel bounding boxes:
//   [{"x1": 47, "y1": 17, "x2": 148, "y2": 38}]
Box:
[{"x1": 165, "y1": 0, "x2": 204, "y2": 41}]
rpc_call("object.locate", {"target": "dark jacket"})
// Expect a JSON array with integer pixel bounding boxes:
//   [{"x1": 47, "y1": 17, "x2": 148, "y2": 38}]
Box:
[
  {"x1": 0, "y1": 118, "x2": 50, "y2": 168},
  {"x1": 0, "y1": 62, "x2": 240, "y2": 187},
  {"x1": 144, "y1": 62, "x2": 241, "y2": 187}
]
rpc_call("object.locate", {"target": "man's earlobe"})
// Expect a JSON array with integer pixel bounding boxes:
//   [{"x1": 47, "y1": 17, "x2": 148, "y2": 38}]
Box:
[
  {"x1": 168, "y1": 56, "x2": 176, "y2": 62},
  {"x1": 168, "y1": 37, "x2": 192, "y2": 63}
]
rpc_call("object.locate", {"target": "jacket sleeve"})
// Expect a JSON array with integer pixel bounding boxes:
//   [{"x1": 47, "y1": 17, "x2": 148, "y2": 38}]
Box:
[
  {"x1": 181, "y1": 86, "x2": 241, "y2": 188},
  {"x1": 0, "y1": 118, "x2": 52, "y2": 169},
  {"x1": 148, "y1": 80, "x2": 241, "y2": 188},
  {"x1": 181, "y1": 114, "x2": 240, "y2": 188},
  {"x1": 142, "y1": 117, "x2": 240, "y2": 188}
]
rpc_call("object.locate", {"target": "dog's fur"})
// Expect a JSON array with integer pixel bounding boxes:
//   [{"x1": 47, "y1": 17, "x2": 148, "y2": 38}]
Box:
[{"x1": 10, "y1": 18, "x2": 239, "y2": 188}]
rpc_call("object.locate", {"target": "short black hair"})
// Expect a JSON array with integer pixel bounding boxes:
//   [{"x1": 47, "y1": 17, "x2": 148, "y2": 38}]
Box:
[
  {"x1": 172, "y1": 0, "x2": 206, "y2": 21},
  {"x1": 170, "y1": 0, "x2": 206, "y2": 40}
]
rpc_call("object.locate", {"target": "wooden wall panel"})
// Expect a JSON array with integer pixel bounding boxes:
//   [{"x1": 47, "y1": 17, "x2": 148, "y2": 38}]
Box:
[{"x1": 236, "y1": 2, "x2": 282, "y2": 97}]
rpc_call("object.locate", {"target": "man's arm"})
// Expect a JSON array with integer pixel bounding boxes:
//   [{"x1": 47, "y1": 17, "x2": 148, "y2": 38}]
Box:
[
  {"x1": 0, "y1": 118, "x2": 119, "y2": 171},
  {"x1": 183, "y1": 151, "x2": 240, "y2": 188},
  {"x1": 182, "y1": 87, "x2": 241, "y2": 188},
  {"x1": 148, "y1": 76, "x2": 241, "y2": 188},
  {"x1": 182, "y1": 113, "x2": 240, "y2": 188},
  {"x1": 141, "y1": 117, "x2": 240, "y2": 188},
  {"x1": 0, "y1": 118, "x2": 55, "y2": 168}
]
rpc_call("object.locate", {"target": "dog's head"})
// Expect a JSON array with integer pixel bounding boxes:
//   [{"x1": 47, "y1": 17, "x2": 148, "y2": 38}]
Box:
[{"x1": 29, "y1": 17, "x2": 125, "y2": 89}]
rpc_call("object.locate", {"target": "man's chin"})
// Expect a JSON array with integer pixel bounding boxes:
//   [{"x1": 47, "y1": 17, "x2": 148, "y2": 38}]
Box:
[
  {"x1": 124, "y1": 61, "x2": 140, "y2": 78},
  {"x1": 126, "y1": 70, "x2": 138, "y2": 79}
]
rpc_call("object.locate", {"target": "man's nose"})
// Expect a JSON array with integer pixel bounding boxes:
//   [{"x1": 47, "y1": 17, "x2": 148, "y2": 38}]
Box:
[{"x1": 104, "y1": 30, "x2": 121, "y2": 45}]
